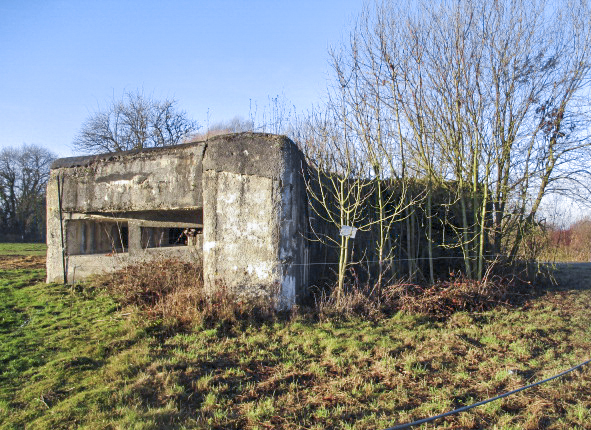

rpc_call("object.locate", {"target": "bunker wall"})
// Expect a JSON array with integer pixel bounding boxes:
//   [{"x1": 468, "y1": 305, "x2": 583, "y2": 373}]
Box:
[
  {"x1": 46, "y1": 144, "x2": 205, "y2": 283},
  {"x1": 202, "y1": 134, "x2": 309, "y2": 306}
]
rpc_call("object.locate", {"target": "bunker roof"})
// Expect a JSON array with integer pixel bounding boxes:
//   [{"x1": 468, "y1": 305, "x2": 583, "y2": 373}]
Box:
[{"x1": 51, "y1": 132, "x2": 289, "y2": 170}]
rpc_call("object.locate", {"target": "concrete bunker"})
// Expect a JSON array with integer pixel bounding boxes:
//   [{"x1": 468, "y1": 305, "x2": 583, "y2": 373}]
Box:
[{"x1": 46, "y1": 133, "x2": 312, "y2": 308}]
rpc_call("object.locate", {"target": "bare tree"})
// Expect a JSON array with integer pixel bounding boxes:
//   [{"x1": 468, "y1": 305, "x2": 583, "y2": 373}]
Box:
[
  {"x1": 0, "y1": 144, "x2": 56, "y2": 241},
  {"x1": 303, "y1": 108, "x2": 376, "y2": 299},
  {"x1": 73, "y1": 90, "x2": 199, "y2": 153},
  {"x1": 329, "y1": 34, "x2": 422, "y2": 288},
  {"x1": 322, "y1": 0, "x2": 591, "y2": 280}
]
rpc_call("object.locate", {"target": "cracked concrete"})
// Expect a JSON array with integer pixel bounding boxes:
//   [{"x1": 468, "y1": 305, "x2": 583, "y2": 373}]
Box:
[{"x1": 46, "y1": 132, "x2": 311, "y2": 308}]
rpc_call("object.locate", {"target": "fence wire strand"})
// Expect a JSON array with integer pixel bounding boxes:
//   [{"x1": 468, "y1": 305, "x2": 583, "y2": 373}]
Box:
[{"x1": 289, "y1": 254, "x2": 508, "y2": 266}]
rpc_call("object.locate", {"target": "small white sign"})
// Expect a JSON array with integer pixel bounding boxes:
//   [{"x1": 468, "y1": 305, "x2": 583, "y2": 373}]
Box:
[{"x1": 340, "y1": 225, "x2": 358, "y2": 239}]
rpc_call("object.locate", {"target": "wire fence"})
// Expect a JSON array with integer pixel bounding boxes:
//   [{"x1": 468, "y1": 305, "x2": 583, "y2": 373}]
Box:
[{"x1": 289, "y1": 254, "x2": 510, "y2": 266}]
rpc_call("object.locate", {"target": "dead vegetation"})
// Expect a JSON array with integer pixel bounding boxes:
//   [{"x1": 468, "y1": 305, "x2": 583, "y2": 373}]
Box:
[
  {"x1": 309, "y1": 274, "x2": 523, "y2": 322},
  {"x1": 0, "y1": 254, "x2": 45, "y2": 270},
  {"x1": 95, "y1": 259, "x2": 277, "y2": 328},
  {"x1": 94, "y1": 258, "x2": 544, "y2": 328},
  {"x1": 385, "y1": 275, "x2": 514, "y2": 319}
]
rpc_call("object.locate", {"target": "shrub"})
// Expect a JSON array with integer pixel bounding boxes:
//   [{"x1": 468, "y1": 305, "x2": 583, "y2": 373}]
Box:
[
  {"x1": 96, "y1": 259, "x2": 535, "y2": 326},
  {"x1": 383, "y1": 274, "x2": 512, "y2": 319},
  {"x1": 95, "y1": 259, "x2": 276, "y2": 328}
]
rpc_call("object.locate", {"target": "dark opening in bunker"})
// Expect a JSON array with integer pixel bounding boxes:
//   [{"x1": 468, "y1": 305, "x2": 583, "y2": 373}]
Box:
[
  {"x1": 137, "y1": 209, "x2": 203, "y2": 249},
  {"x1": 141, "y1": 226, "x2": 202, "y2": 248},
  {"x1": 66, "y1": 220, "x2": 128, "y2": 255}
]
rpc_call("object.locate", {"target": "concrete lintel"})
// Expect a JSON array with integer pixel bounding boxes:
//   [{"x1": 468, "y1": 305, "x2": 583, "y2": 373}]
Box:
[{"x1": 66, "y1": 213, "x2": 202, "y2": 228}]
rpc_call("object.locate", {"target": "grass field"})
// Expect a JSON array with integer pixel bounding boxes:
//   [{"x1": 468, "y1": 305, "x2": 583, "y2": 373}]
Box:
[
  {"x1": 1, "y1": 244, "x2": 590, "y2": 429},
  {"x1": 0, "y1": 243, "x2": 46, "y2": 256}
]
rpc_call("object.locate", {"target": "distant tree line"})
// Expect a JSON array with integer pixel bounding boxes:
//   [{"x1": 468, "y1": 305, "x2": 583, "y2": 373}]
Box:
[
  {"x1": 0, "y1": 144, "x2": 56, "y2": 242},
  {"x1": 535, "y1": 218, "x2": 591, "y2": 262}
]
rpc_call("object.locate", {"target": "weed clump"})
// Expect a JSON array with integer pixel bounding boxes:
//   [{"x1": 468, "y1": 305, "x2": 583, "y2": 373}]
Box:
[
  {"x1": 95, "y1": 259, "x2": 276, "y2": 328},
  {"x1": 309, "y1": 284, "x2": 382, "y2": 321},
  {"x1": 384, "y1": 274, "x2": 513, "y2": 319},
  {"x1": 310, "y1": 271, "x2": 529, "y2": 320}
]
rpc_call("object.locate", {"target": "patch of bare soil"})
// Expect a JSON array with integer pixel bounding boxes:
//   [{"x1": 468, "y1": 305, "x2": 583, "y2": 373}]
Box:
[{"x1": 0, "y1": 255, "x2": 46, "y2": 270}]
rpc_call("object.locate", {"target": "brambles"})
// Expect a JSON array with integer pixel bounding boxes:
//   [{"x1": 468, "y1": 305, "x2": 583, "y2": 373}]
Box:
[
  {"x1": 385, "y1": 275, "x2": 513, "y2": 319},
  {"x1": 96, "y1": 258, "x2": 536, "y2": 325},
  {"x1": 310, "y1": 273, "x2": 524, "y2": 321},
  {"x1": 96, "y1": 259, "x2": 277, "y2": 328}
]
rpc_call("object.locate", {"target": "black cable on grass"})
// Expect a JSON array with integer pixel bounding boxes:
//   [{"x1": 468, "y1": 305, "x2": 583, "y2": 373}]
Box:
[{"x1": 383, "y1": 357, "x2": 591, "y2": 430}]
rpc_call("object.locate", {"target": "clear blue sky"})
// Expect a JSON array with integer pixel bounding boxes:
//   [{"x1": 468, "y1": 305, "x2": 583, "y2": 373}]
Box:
[{"x1": 0, "y1": 0, "x2": 363, "y2": 157}]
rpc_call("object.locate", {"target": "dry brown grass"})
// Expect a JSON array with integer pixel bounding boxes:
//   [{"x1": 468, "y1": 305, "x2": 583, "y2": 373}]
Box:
[
  {"x1": 95, "y1": 259, "x2": 278, "y2": 327},
  {"x1": 385, "y1": 275, "x2": 514, "y2": 319},
  {"x1": 311, "y1": 285, "x2": 382, "y2": 321},
  {"x1": 95, "y1": 257, "x2": 556, "y2": 328},
  {"x1": 309, "y1": 272, "x2": 522, "y2": 322},
  {"x1": 0, "y1": 254, "x2": 45, "y2": 270},
  {"x1": 96, "y1": 259, "x2": 204, "y2": 326}
]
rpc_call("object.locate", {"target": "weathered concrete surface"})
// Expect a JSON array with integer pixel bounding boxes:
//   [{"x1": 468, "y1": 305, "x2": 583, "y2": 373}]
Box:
[
  {"x1": 52, "y1": 143, "x2": 204, "y2": 212},
  {"x1": 202, "y1": 133, "x2": 309, "y2": 307},
  {"x1": 202, "y1": 171, "x2": 280, "y2": 299},
  {"x1": 46, "y1": 143, "x2": 205, "y2": 283},
  {"x1": 61, "y1": 246, "x2": 202, "y2": 282},
  {"x1": 202, "y1": 133, "x2": 284, "y2": 178},
  {"x1": 47, "y1": 132, "x2": 310, "y2": 308},
  {"x1": 277, "y1": 142, "x2": 310, "y2": 307}
]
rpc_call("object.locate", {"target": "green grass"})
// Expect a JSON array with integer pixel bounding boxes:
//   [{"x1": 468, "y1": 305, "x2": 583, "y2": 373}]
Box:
[
  {"x1": 1, "y1": 246, "x2": 591, "y2": 429},
  {"x1": 0, "y1": 266, "x2": 138, "y2": 429},
  {"x1": 0, "y1": 242, "x2": 46, "y2": 256}
]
